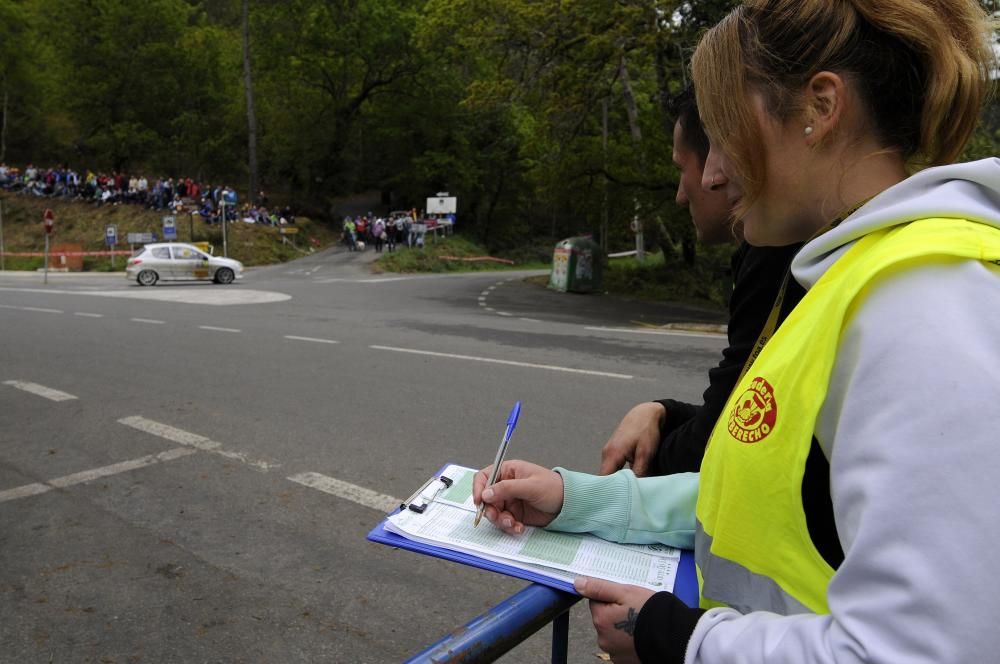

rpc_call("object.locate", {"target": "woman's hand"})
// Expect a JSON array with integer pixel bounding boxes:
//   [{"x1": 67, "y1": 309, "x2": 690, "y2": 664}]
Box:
[{"x1": 472, "y1": 460, "x2": 564, "y2": 534}]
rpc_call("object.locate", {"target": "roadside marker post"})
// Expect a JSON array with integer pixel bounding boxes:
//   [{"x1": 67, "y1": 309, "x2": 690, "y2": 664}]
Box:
[
  {"x1": 106, "y1": 224, "x2": 118, "y2": 269},
  {"x1": 43, "y1": 209, "x2": 55, "y2": 284}
]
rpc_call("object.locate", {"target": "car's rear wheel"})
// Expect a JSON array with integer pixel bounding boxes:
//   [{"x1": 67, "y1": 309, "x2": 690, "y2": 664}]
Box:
[
  {"x1": 137, "y1": 270, "x2": 158, "y2": 287},
  {"x1": 214, "y1": 268, "x2": 235, "y2": 285}
]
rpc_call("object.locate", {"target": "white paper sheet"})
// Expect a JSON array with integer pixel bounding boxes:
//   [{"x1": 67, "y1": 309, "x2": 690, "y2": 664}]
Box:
[{"x1": 386, "y1": 465, "x2": 680, "y2": 592}]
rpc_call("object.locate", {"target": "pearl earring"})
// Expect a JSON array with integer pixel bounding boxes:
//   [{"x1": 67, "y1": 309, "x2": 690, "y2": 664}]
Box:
[{"x1": 804, "y1": 126, "x2": 814, "y2": 136}]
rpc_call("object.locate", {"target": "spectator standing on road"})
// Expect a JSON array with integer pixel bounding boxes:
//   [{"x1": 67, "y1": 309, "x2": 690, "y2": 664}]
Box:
[
  {"x1": 393, "y1": 215, "x2": 405, "y2": 247},
  {"x1": 373, "y1": 218, "x2": 386, "y2": 253},
  {"x1": 343, "y1": 217, "x2": 357, "y2": 251},
  {"x1": 355, "y1": 216, "x2": 367, "y2": 250}
]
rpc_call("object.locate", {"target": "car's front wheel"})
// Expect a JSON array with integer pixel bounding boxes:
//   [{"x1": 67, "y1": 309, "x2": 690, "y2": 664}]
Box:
[
  {"x1": 214, "y1": 268, "x2": 235, "y2": 285},
  {"x1": 137, "y1": 270, "x2": 159, "y2": 287}
]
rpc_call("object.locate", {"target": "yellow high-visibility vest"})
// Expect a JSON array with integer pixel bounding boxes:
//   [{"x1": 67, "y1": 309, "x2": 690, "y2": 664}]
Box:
[{"x1": 695, "y1": 218, "x2": 1000, "y2": 614}]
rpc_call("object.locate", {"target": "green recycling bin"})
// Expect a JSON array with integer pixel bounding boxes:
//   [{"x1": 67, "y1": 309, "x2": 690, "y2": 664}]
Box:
[{"x1": 548, "y1": 235, "x2": 603, "y2": 293}]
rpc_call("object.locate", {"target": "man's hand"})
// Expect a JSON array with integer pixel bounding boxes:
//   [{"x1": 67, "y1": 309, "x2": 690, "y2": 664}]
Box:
[
  {"x1": 599, "y1": 402, "x2": 666, "y2": 477},
  {"x1": 576, "y1": 577, "x2": 656, "y2": 664},
  {"x1": 472, "y1": 460, "x2": 564, "y2": 535}
]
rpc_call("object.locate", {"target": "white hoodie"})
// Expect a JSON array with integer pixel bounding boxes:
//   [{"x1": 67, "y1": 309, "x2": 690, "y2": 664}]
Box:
[{"x1": 687, "y1": 158, "x2": 1000, "y2": 663}]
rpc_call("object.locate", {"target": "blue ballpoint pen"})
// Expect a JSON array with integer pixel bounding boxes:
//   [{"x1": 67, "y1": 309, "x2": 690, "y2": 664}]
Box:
[{"x1": 474, "y1": 401, "x2": 522, "y2": 527}]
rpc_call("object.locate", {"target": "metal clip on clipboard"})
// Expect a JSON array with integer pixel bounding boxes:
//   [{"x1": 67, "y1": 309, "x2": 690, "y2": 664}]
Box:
[{"x1": 400, "y1": 474, "x2": 454, "y2": 514}]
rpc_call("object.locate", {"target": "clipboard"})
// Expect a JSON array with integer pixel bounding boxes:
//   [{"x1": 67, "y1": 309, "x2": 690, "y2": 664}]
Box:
[{"x1": 366, "y1": 464, "x2": 699, "y2": 607}]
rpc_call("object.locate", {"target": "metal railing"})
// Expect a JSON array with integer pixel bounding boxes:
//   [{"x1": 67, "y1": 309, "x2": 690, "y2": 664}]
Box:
[
  {"x1": 405, "y1": 550, "x2": 697, "y2": 663},
  {"x1": 405, "y1": 583, "x2": 581, "y2": 663}
]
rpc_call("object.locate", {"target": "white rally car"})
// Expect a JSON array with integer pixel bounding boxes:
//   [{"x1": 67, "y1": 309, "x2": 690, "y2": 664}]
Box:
[{"x1": 126, "y1": 243, "x2": 243, "y2": 286}]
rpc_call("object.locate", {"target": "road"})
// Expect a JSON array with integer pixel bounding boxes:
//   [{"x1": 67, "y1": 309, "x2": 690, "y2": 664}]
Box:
[{"x1": 0, "y1": 247, "x2": 726, "y2": 663}]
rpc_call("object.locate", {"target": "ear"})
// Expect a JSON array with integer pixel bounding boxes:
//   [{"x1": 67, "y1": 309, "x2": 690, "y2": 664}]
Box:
[{"x1": 803, "y1": 71, "x2": 846, "y2": 145}]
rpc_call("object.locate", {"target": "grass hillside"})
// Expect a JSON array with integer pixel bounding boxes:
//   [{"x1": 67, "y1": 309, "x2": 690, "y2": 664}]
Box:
[{"x1": 0, "y1": 193, "x2": 341, "y2": 271}]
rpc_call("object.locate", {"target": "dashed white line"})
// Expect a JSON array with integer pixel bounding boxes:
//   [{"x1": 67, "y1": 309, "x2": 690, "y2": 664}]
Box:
[
  {"x1": 74, "y1": 312, "x2": 103, "y2": 318},
  {"x1": 284, "y1": 335, "x2": 340, "y2": 345},
  {"x1": 118, "y1": 416, "x2": 221, "y2": 452},
  {"x1": 496, "y1": 312, "x2": 513, "y2": 317},
  {"x1": 369, "y1": 345, "x2": 633, "y2": 380},
  {"x1": 199, "y1": 325, "x2": 241, "y2": 333},
  {"x1": 48, "y1": 448, "x2": 197, "y2": 488},
  {"x1": 0, "y1": 448, "x2": 197, "y2": 504},
  {"x1": 3, "y1": 381, "x2": 78, "y2": 402},
  {"x1": 117, "y1": 416, "x2": 279, "y2": 471},
  {"x1": 131, "y1": 318, "x2": 165, "y2": 324},
  {"x1": 22, "y1": 306, "x2": 62, "y2": 314},
  {"x1": 288, "y1": 472, "x2": 400, "y2": 513},
  {"x1": 585, "y1": 326, "x2": 725, "y2": 339},
  {"x1": 519, "y1": 318, "x2": 541, "y2": 323}
]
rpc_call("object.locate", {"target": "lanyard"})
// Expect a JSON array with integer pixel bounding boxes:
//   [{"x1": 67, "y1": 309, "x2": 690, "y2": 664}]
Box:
[{"x1": 734, "y1": 200, "x2": 870, "y2": 387}]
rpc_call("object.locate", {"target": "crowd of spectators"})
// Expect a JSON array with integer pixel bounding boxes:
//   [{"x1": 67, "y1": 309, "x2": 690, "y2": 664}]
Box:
[
  {"x1": 0, "y1": 162, "x2": 294, "y2": 226},
  {"x1": 342, "y1": 212, "x2": 455, "y2": 253}
]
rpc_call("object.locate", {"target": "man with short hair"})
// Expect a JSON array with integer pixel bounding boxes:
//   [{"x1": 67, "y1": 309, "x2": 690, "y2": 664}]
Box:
[{"x1": 599, "y1": 86, "x2": 804, "y2": 478}]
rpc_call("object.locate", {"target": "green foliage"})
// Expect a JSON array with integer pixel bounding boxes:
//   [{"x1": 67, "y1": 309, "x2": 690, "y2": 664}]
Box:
[
  {"x1": 603, "y1": 247, "x2": 732, "y2": 308},
  {"x1": 374, "y1": 234, "x2": 548, "y2": 273}
]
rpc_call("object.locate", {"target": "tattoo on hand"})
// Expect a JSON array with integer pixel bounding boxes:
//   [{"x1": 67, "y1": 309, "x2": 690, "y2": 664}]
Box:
[{"x1": 614, "y1": 608, "x2": 638, "y2": 636}]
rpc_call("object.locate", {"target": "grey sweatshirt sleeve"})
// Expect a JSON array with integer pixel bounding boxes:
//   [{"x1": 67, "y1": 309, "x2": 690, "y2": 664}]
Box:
[{"x1": 685, "y1": 260, "x2": 1000, "y2": 663}]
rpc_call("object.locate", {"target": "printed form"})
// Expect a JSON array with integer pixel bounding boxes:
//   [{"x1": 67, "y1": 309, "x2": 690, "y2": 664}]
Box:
[{"x1": 386, "y1": 465, "x2": 680, "y2": 592}]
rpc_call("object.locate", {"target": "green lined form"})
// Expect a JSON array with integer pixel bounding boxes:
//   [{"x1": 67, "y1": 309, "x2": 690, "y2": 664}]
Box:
[
  {"x1": 520, "y1": 530, "x2": 580, "y2": 566},
  {"x1": 442, "y1": 469, "x2": 474, "y2": 504}
]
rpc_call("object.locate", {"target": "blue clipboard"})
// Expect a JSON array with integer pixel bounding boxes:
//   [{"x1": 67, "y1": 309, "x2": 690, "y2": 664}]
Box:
[{"x1": 366, "y1": 468, "x2": 698, "y2": 607}]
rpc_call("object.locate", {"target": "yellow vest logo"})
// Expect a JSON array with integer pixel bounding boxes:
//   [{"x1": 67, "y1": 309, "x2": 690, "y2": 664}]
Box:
[{"x1": 728, "y1": 376, "x2": 777, "y2": 444}]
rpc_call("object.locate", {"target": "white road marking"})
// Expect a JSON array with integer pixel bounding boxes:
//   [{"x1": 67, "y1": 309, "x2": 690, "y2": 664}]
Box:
[
  {"x1": 496, "y1": 312, "x2": 513, "y2": 317},
  {"x1": 48, "y1": 448, "x2": 197, "y2": 488},
  {"x1": 314, "y1": 276, "x2": 413, "y2": 284},
  {"x1": 369, "y1": 345, "x2": 633, "y2": 380},
  {"x1": 0, "y1": 483, "x2": 51, "y2": 503},
  {"x1": 477, "y1": 296, "x2": 487, "y2": 302},
  {"x1": 284, "y1": 335, "x2": 340, "y2": 344},
  {"x1": 132, "y1": 318, "x2": 165, "y2": 324},
  {"x1": 520, "y1": 318, "x2": 540, "y2": 323},
  {"x1": 487, "y1": 286, "x2": 496, "y2": 291},
  {"x1": 3, "y1": 381, "x2": 78, "y2": 402},
  {"x1": 74, "y1": 312, "x2": 103, "y2": 318},
  {"x1": 117, "y1": 416, "x2": 279, "y2": 471},
  {"x1": 22, "y1": 306, "x2": 62, "y2": 314},
  {"x1": 0, "y1": 448, "x2": 196, "y2": 504},
  {"x1": 585, "y1": 326, "x2": 725, "y2": 339},
  {"x1": 199, "y1": 325, "x2": 241, "y2": 333},
  {"x1": 484, "y1": 307, "x2": 495, "y2": 312},
  {"x1": 287, "y1": 472, "x2": 400, "y2": 513},
  {"x1": 0, "y1": 286, "x2": 291, "y2": 306},
  {"x1": 118, "y1": 416, "x2": 220, "y2": 451}
]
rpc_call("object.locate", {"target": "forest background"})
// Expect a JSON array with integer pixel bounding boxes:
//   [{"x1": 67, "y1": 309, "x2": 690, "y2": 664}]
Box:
[{"x1": 1, "y1": 0, "x2": 998, "y2": 259}]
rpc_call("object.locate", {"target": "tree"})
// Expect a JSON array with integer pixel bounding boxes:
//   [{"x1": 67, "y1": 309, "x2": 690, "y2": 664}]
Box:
[{"x1": 242, "y1": 0, "x2": 259, "y2": 204}]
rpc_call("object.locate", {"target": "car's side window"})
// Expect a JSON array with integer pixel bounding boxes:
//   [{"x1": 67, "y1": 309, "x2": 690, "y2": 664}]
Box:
[
  {"x1": 151, "y1": 247, "x2": 170, "y2": 259},
  {"x1": 172, "y1": 247, "x2": 198, "y2": 260}
]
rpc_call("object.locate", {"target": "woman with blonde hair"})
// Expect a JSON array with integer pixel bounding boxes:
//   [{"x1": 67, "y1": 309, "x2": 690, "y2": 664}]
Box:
[{"x1": 474, "y1": 0, "x2": 1000, "y2": 661}]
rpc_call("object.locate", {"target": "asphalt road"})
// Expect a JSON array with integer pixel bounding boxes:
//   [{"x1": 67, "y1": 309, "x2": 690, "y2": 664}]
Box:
[{"x1": 0, "y1": 247, "x2": 726, "y2": 663}]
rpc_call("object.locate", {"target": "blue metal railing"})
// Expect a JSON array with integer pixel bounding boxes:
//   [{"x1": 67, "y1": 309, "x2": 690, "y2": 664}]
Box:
[
  {"x1": 405, "y1": 549, "x2": 697, "y2": 662},
  {"x1": 404, "y1": 583, "x2": 580, "y2": 663}
]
